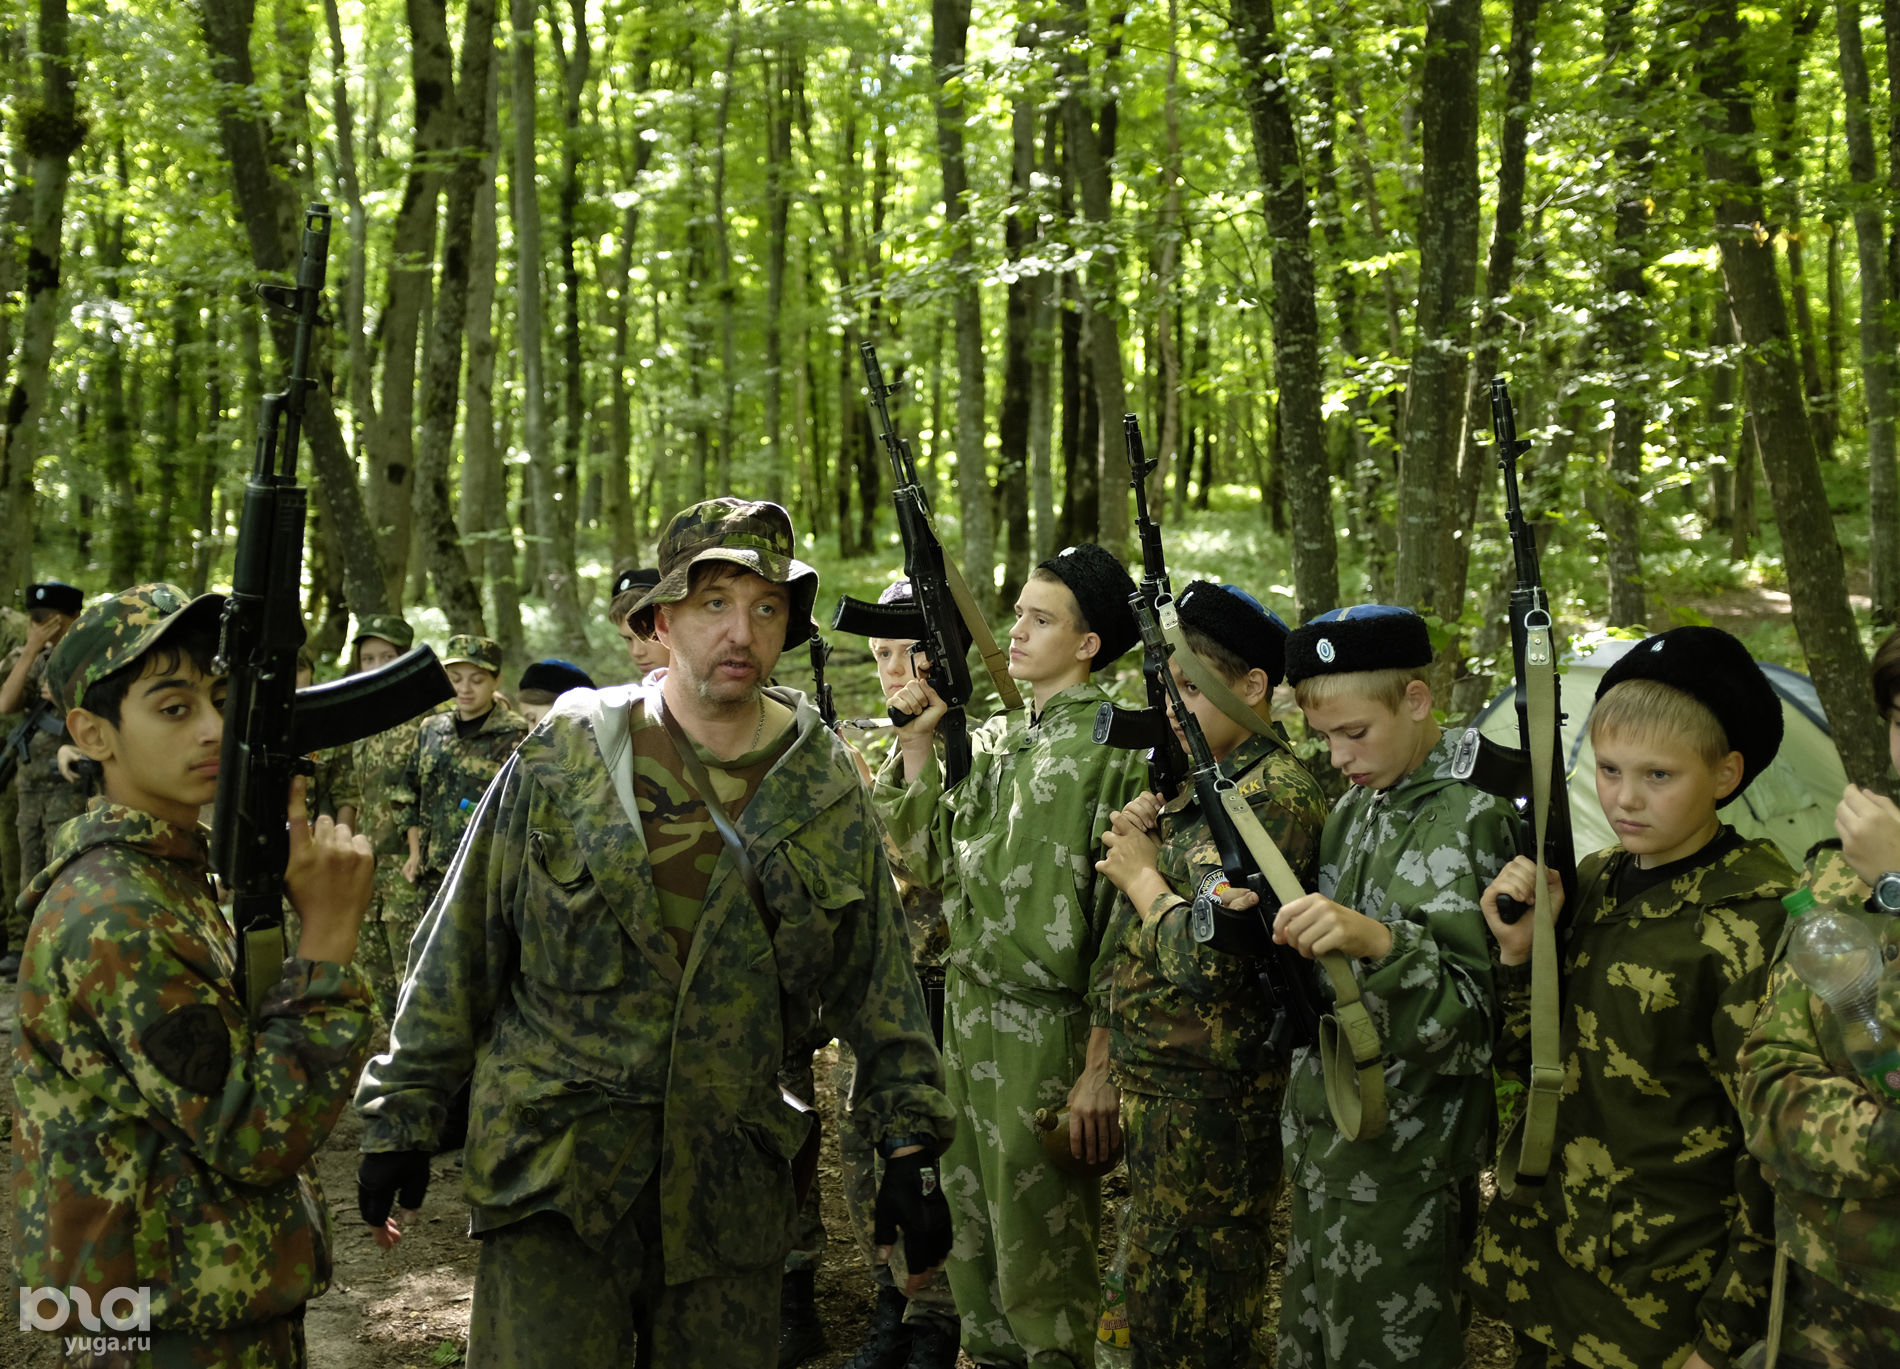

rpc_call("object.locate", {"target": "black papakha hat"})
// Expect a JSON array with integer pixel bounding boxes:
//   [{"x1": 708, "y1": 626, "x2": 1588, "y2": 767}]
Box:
[
  {"x1": 1175, "y1": 580, "x2": 1290, "y2": 687},
  {"x1": 518, "y1": 658, "x2": 596, "y2": 697},
  {"x1": 1036, "y1": 545, "x2": 1139, "y2": 671},
  {"x1": 26, "y1": 581, "x2": 83, "y2": 617},
  {"x1": 612, "y1": 566, "x2": 661, "y2": 599},
  {"x1": 1592, "y1": 625, "x2": 1783, "y2": 805},
  {"x1": 1284, "y1": 605, "x2": 1432, "y2": 686}
]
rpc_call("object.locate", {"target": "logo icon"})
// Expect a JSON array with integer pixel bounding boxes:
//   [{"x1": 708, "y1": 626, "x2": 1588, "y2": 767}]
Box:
[{"x1": 1316, "y1": 638, "x2": 1336, "y2": 664}]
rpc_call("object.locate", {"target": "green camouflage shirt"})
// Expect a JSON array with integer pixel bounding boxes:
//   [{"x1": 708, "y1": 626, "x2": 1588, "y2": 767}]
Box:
[
  {"x1": 1474, "y1": 830, "x2": 1793, "y2": 1368},
  {"x1": 1741, "y1": 842, "x2": 1900, "y2": 1312},
  {"x1": 875, "y1": 682, "x2": 1147, "y2": 1027},
  {"x1": 1109, "y1": 731, "x2": 1329, "y2": 1098},
  {"x1": 399, "y1": 701, "x2": 530, "y2": 878},
  {"x1": 10, "y1": 802, "x2": 374, "y2": 1334},
  {"x1": 355, "y1": 683, "x2": 952, "y2": 1281},
  {"x1": 352, "y1": 714, "x2": 428, "y2": 859},
  {"x1": 1282, "y1": 728, "x2": 1520, "y2": 1196},
  {"x1": 310, "y1": 744, "x2": 362, "y2": 822}
]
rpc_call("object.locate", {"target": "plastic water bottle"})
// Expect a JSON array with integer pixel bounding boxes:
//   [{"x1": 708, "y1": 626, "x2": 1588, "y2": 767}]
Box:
[
  {"x1": 1096, "y1": 1204, "x2": 1134, "y2": 1368},
  {"x1": 1782, "y1": 888, "x2": 1900, "y2": 1104}
]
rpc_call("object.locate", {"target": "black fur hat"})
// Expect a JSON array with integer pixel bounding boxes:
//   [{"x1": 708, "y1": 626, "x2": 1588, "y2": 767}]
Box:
[
  {"x1": 1175, "y1": 581, "x2": 1290, "y2": 687},
  {"x1": 1593, "y1": 626, "x2": 1783, "y2": 805},
  {"x1": 1284, "y1": 605, "x2": 1432, "y2": 685},
  {"x1": 1036, "y1": 545, "x2": 1139, "y2": 671},
  {"x1": 518, "y1": 658, "x2": 596, "y2": 696},
  {"x1": 25, "y1": 581, "x2": 82, "y2": 617}
]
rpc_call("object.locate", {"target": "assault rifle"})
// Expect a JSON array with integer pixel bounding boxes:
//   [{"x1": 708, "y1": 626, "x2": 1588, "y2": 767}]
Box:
[
  {"x1": 830, "y1": 344, "x2": 1020, "y2": 786},
  {"x1": 0, "y1": 696, "x2": 61, "y2": 791},
  {"x1": 809, "y1": 627, "x2": 837, "y2": 731},
  {"x1": 1092, "y1": 415, "x2": 1189, "y2": 795},
  {"x1": 211, "y1": 204, "x2": 453, "y2": 1020}
]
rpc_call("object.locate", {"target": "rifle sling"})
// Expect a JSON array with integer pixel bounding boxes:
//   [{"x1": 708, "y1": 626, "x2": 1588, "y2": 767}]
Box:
[
  {"x1": 1498, "y1": 617, "x2": 1562, "y2": 1196},
  {"x1": 1159, "y1": 601, "x2": 1280, "y2": 746},
  {"x1": 941, "y1": 557, "x2": 1023, "y2": 713},
  {"x1": 1215, "y1": 786, "x2": 1387, "y2": 1142}
]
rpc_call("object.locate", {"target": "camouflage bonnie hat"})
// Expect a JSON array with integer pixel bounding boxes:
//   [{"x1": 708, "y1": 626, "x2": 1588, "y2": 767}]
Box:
[
  {"x1": 442, "y1": 634, "x2": 503, "y2": 674},
  {"x1": 352, "y1": 613, "x2": 415, "y2": 652},
  {"x1": 626, "y1": 497, "x2": 818, "y2": 639},
  {"x1": 47, "y1": 582, "x2": 226, "y2": 714}
]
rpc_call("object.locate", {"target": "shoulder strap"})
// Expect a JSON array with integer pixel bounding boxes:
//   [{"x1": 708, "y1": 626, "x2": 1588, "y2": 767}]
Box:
[
  {"x1": 943, "y1": 558, "x2": 1025, "y2": 712},
  {"x1": 656, "y1": 698, "x2": 776, "y2": 935}
]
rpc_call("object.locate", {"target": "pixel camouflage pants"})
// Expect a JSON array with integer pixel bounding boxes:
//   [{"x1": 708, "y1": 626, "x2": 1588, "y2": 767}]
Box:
[{"x1": 941, "y1": 969, "x2": 1100, "y2": 1367}]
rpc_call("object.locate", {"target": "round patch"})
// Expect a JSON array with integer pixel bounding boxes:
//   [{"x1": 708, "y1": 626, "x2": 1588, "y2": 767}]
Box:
[{"x1": 1316, "y1": 637, "x2": 1336, "y2": 663}]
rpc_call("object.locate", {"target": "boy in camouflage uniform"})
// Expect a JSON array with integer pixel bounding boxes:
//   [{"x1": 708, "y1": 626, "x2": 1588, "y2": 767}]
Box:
[
  {"x1": 1277, "y1": 605, "x2": 1519, "y2": 1369},
  {"x1": 355, "y1": 498, "x2": 955, "y2": 1368},
  {"x1": 346, "y1": 615, "x2": 431, "y2": 1021},
  {"x1": 879, "y1": 544, "x2": 1147, "y2": 1368},
  {"x1": 1471, "y1": 626, "x2": 1792, "y2": 1369},
  {"x1": 296, "y1": 648, "x2": 362, "y2": 826},
  {"x1": 1739, "y1": 625, "x2": 1900, "y2": 1367},
  {"x1": 399, "y1": 633, "x2": 528, "y2": 906},
  {"x1": 1095, "y1": 582, "x2": 1329, "y2": 1369},
  {"x1": 11, "y1": 582, "x2": 376, "y2": 1367}
]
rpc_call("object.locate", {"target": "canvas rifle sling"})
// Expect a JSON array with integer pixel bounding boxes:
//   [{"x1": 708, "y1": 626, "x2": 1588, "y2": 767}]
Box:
[
  {"x1": 1158, "y1": 599, "x2": 1281, "y2": 746},
  {"x1": 1498, "y1": 613, "x2": 1562, "y2": 1196},
  {"x1": 1220, "y1": 789, "x2": 1387, "y2": 1141},
  {"x1": 942, "y1": 557, "x2": 1023, "y2": 712}
]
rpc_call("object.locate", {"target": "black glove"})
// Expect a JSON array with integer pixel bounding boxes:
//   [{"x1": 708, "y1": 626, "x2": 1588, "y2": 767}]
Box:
[
  {"x1": 872, "y1": 1148, "x2": 952, "y2": 1274},
  {"x1": 358, "y1": 1149, "x2": 432, "y2": 1227}
]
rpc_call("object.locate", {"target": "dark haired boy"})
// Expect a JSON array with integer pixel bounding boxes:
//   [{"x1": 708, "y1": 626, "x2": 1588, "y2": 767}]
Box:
[
  {"x1": 1471, "y1": 626, "x2": 1794, "y2": 1369},
  {"x1": 1276, "y1": 605, "x2": 1520, "y2": 1369},
  {"x1": 11, "y1": 582, "x2": 375, "y2": 1366},
  {"x1": 1095, "y1": 581, "x2": 1330, "y2": 1368},
  {"x1": 611, "y1": 565, "x2": 671, "y2": 679},
  {"x1": 879, "y1": 543, "x2": 1148, "y2": 1367}
]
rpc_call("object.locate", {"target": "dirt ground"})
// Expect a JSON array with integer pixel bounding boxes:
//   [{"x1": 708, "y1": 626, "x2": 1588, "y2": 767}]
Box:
[{"x1": 2, "y1": 1002, "x2": 1518, "y2": 1368}]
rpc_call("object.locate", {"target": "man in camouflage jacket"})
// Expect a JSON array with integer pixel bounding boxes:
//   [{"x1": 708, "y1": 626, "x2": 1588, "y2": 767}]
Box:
[
  {"x1": 356, "y1": 499, "x2": 954, "y2": 1368},
  {"x1": 12, "y1": 582, "x2": 375, "y2": 1367}
]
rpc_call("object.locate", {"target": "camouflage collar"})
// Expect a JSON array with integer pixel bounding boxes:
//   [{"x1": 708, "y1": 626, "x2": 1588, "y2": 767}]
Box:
[
  {"x1": 19, "y1": 800, "x2": 210, "y2": 923},
  {"x1": 1018, "y1": 680, "x2": 1113, "y2": 734},
  {"x1": 453, "y1": 699, "x2": 528, "y2": 736},
  {"x1": 1161, "y1": 729, "x2": 1281, "y2": 816},
  {"x1": 1594, "y1": 829, "x2": 1796, "y2": 922}
]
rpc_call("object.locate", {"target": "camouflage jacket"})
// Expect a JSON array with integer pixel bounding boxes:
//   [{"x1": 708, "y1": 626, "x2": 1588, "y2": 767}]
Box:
[
  {"x1": 875, "y1": 682, "x2": 1147, "y2": 1027},
  {"x1": 399, "y1": 702, "x2": 529, "y2": 877},
  {"x1": 355, "y1": 683, "x2": 952, "y2": 1281},
  {"x1": 3, "y1": 646, "x2": 78, "y2": 794},
  {"x1": 868, "y1": 733, "x2": 949, "y2": 966},
  {"x1": 1282, "y1": 728, "x2": 1519, "y2": 1196},
  {"x1": 10, "y1": 803, "x2": 374, "y2": 1333},
  {"x1": 352, "y1": 714, "x2": 429, "y2": 860},
  {"x1": 1741, "y1": 843, "x2": 1900, "y2": 1311},
  {"x1": 1109, "y1": 731, "x2": 1329, "y2": 1098},
  {"x1": 310, "y1": 743, "x2": 362, "y2": 823},
  {"x1": 1477, "y1": 831, "x2": 1792, "y2": 1368}
]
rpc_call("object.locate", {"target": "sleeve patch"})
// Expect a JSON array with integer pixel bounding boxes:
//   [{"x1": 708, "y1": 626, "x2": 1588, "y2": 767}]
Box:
[{"x1": 140, "y1": 1003, "x2": 233, "y2": 1095}]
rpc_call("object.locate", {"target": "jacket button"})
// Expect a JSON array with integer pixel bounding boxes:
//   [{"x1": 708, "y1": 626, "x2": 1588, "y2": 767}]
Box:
[
  {"x1": 521, "y1": 1105, "x2": 541, "y2": 1124},
  {"x1": 1885, "y1": 944, "x2": 1898, "y2": 963}
]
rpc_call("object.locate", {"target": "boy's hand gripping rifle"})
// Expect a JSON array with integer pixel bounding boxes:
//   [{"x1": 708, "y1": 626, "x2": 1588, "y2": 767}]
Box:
[
  {"x1": 830, "y1": 344, "x2": 1020, "y2": 786},
  {"x1": 1090, "y1": 415, "x2": 1189, "y2": 794},
  {"x1": 1448, "y1": 376, "x2": 1572, "y2": 1191},
  {"x1": 1130, "y1": 593, "x2": 1386, "y2": 1141},
  {"x1": 211, "y1": 204, "x2": 454, "y2": 1021}
]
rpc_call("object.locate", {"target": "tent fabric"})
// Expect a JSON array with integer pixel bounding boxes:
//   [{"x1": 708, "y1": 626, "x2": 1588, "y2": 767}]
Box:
[{"x1": 1474, "y1": 636, "x2": 1849, "y2": 870}]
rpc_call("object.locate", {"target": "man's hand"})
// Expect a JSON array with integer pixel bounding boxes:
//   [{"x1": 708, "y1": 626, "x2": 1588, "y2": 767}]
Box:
[
  {"x1": 55, "y1": 744, "x2": 85, "y2": 783},
  {"x1": 285, "y1": 776, "x2": 374, "y2": 965},
  {"x1": 891, "y1": 677, "x2": 950, "y2": 783},
  {"x1": 1273, "y1": 893, "x2": 1393, "y2": 961},
  {"x1": 358, "y1": 1149, "x2": 432, "y2": 1251},
  {"x1": 1065, "y1": 1026, "x2": 1121, "y2": 1166},
  {"x1": 1837, "y1": 783, "x2": 1900, "y2": 886},
  {"x1": 1479, "y1": 856, "x2": 1562, "y2": 967},
  {"x1": 873, "y1": 1147, "x2": 952, "y2": 1294}
]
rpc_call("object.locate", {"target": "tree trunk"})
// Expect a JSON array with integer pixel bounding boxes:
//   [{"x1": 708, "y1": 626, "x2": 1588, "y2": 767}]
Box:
[
  {"x1": 101, "y1": 152, "x2": 141, "y2": 587},
  {"x1": 996, "y1": 36, "x2": 1038, "y2": 606},
  {"x1": 1837, "y1": 0, "x2": 1899, "y2": 626},
  {"x1": 1602, "y1": 0, "x2": 1653, "y2": 628},
  {"x1": 321, "y1": 0, "x2": 372, "y2": 457},
  {"x1": 0, "y1": 0, "x2": 82, "y2": 596},
  {"x1": 151, "y1": 290, "x2": 189, "y2": 584},
  {"x1": 1231, "y1": 0, "x2": 1339, "y2": 624},
  {"x1": 762, "y1": 37, "x2": 792, "y2": 508},
  {"x1": 1767, "y1": 5, "x2": 1834, "y2": 457},
  {"x1": 1698, "y1": 0, "x2": 1890, "y2": 790},
  {"x1": 543, "y1": 0, "x2": 591, "y2": 653},
  {"x1": 710, "y1": 34, "x2": 738, "y2": 496}
]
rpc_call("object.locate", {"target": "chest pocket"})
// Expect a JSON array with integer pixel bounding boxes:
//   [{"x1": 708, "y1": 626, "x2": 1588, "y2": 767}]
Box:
[{"x1": 519, "y1": 826, "x2": 628, "y2": 992}]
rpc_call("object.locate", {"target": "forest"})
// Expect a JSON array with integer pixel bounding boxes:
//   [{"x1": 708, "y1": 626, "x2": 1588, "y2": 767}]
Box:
[{"x1": 0, "y1": 0, "x2": 1896, "y2": 788}]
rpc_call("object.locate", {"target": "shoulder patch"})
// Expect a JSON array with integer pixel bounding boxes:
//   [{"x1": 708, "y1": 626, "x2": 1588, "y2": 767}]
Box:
[{"x1": 140, "y1": 1003, "x2": 232, "y2": 1095}]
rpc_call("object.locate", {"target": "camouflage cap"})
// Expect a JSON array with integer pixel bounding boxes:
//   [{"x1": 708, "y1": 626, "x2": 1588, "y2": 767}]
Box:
[
  {"x1": 47, "y1": 582, "x2": 226, "y2": 714},
  {"x1": 352, "y1": 613, "x2": 415, "y2": 651},
  {"x1": 442, "y1": 634, "x2": 503, "y2": 673},
  {"x1": 626, "y1": 497, "x2": 818, "y2": 638}
]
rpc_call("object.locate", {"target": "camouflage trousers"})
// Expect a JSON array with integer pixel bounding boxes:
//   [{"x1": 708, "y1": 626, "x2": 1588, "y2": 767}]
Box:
[
  {"x1": 356, "y1": 865, "x2": 424, "y2": 1025},
  {"x1": 779, "y1": 1046, "x2": 829, "y2": 1275},
  {"x1": 17, "y1": 779, "x2": 86, "y2": 902},
  {"x1": 1122, "y1": 1090, "x2": 1283, "y2": 1369},
  {"x1": 1728, "y1": 1258, "x2": 1900, "y2": 1369},
  {"x1": 1276, "y1": 1175, "x2": 1478, "y2": 1369},
  {"x1": 52, "y1": 1308, "x2": 306, "y2": 1367},
  {"x1": 467, "y1": 1197, "x2": 777, "y2": 1368},
  {"x1": 836, "y1": 1041, "x2": 959, "y2": 1324},
  {"x1": 942, "y1": 969, "x2": 1100, "y2": 1367}
]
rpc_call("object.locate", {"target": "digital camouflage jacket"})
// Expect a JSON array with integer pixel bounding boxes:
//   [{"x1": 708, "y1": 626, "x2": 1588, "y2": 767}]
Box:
[
  {"x1": 399, "y1": 702, "x2": 529, "y2": 878},
  {"x1": 355, "y1": 683, "x2": 952, "y2": 1283},
  {"x1": 10, "y1": 803, "x2": 374, "y2": 1334},
  {"x1": 1281, "y1": 728, "x2": 1519, "y2": 1197},
  {"x1": 352, "y1": 715, "x2": 428, "y2": 860},
  {"x1": 1109, "y1": 730, "x2": 1329, "y2": 1098},
  {"x1": 1472, "y1": 831, "x2": 1793, "y2": 1369},
  {"x1": 875, "y1": 681, "x2": 1147, "y2": 1028},
  {"x1": 1741, "y1": 842, "x2": 1900, "y2": 1312}
]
